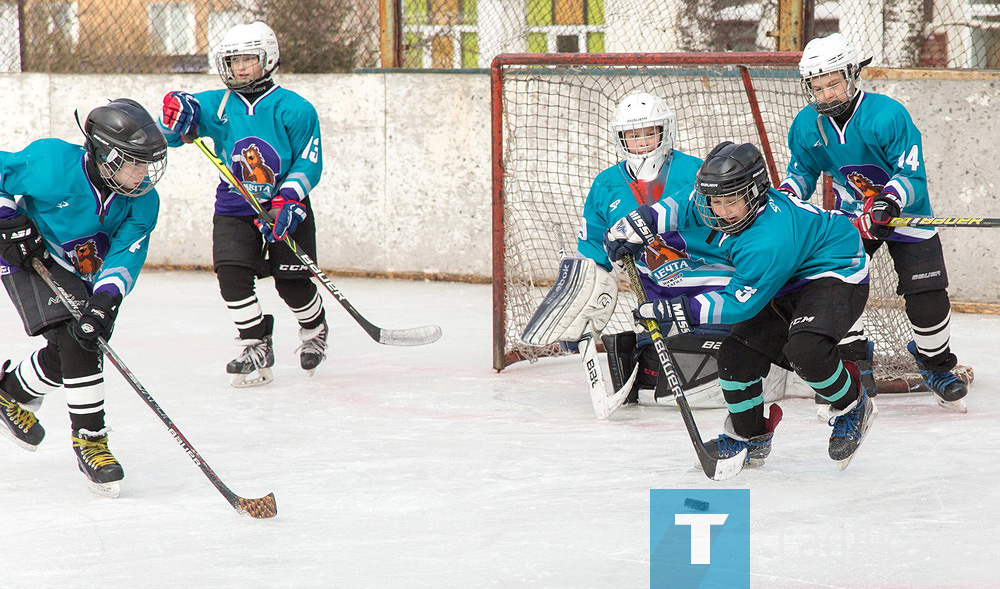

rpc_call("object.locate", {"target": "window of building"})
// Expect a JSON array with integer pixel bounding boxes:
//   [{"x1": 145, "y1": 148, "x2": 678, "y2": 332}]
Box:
[
  {"x1": 148, "y1": 2, "x2": 196, "y2": 55},
  {"x1": 523, "y1": 0, "x2": 605, "y2": 53},
  {"x1": 403, "y1": 0, "x2": 479, "y2": 67}
]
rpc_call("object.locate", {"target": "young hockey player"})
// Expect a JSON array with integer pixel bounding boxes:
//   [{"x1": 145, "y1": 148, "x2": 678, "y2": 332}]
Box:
[
  {"x1": 523, "y1": 92, "x2": 736, "y2": 408},
  {"x1": 0, "y1": 98, "x2": 167, "y2": 496},
  {"x1": 605, "y1": 141, "x2": 875, "y2": 470},
  {"x1": 159, "y1": 21, "x2": 326, "y2": 387},
  {"x1": 780, "y1": 33, "x2": 967, "y2": 412}
]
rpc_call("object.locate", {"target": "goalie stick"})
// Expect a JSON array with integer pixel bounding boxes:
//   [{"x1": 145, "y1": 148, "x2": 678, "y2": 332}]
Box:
[
  {"x1": 621, "y1": 255, "x2": 746, "y2": 481},
  {"x1": 579, "y1": 322, "x2": 638, "y2": 420},
  {"x1": 886, "y1": 216, "x2": 1000, "y2": 228},
  {"x1": 32, "y1": 259, "x2": 277, "y2": 519},
  {"x1": 192, "y1": 137, "x2": 441, "y2": 347}
]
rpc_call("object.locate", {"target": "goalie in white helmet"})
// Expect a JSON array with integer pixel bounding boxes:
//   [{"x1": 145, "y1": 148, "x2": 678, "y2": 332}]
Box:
[
  {"x1": 522, "y1": 91, "x2": 741, "y2": 414},
  {"x1": 157, "y1": 21, "x2": 328, "y2": 387},
  {"x1": 780, "y1": 32, "x2": 969, "y2": 412}
]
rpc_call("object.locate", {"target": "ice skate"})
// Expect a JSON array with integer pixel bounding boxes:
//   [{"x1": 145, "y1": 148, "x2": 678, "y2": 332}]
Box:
[
  {"x1": 227, "y1": 316, "x2": 274, "y2": 388},
  {"x1": 828, "y1": 390, "x2": 877, "y2": 470},
  {"x1": 296, "y1": 320, "x2": 328, "y2": 375},
  {"x1": 72, "y1": 428, "x2": 124, "y2": 498},
  {"x1": 0, "y1": 363, "x2": 45, "y2": 451},
  {"x1": 906, "y1": 341, "x2": 968, "y2": 413},
  {"x1": 704, "y1": 406, "x2": 781, "y2": 467}
]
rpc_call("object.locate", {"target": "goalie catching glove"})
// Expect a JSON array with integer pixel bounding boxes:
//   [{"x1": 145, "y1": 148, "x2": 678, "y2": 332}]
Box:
[
  {"x1": 520, "y1": 256, "x2": 618, "y2": 346},
  {"x1": 853, "y1": 192, "x2": 900, "y2": 240}
]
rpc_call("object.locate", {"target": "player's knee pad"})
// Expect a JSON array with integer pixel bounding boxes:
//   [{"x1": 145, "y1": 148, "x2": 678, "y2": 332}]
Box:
[
  {"x1": 783, "y1": 331, "x2": 839, "y2": 382},
  {"x1": 216, "y1": 264, "x2": 257, "y2": 301},
  {"x1": 718, "y1": 336, "x2": 770, "y2": 383},
  {"x1": 521, "y1": 257, "x2": 617, "y2": 346}
]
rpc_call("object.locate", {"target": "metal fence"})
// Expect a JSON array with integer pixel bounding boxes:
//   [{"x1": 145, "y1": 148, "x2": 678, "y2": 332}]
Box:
[{"x1": 1, "y1": 0, "x2": 999, "y2": 73}]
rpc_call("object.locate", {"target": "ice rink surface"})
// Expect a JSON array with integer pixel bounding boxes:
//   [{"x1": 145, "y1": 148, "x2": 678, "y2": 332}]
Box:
[{"x1": 1, "y1": 270, "x2": 998, "y2": 588}]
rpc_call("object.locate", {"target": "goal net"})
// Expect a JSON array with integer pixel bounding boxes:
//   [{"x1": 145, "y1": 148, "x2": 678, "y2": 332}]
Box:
[{"x1": 491, "y1": 52, "x2": 959, "y2": 392}]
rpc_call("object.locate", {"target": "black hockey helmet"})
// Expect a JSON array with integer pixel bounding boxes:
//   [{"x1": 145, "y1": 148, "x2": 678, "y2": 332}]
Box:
[
  {"x1": 82, "y1": 98, "x2": 168, "y2": 197},
  {"x1": 694, "y1": 141, "x2": 770, "y2": 235}
]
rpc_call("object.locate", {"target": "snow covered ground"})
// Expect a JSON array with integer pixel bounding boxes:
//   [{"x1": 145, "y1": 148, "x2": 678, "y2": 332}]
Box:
[{"x1": 1, "y1": 270, "x2": 998, "y2": 588}]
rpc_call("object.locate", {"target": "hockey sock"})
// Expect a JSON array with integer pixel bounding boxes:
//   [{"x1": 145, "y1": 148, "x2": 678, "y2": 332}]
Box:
[
  {"x1": 785, "y1": 331, "x2": 855, "y2": 411},
  {"x1": 4, "y1": 345, "x2": 63, "y2": 407},
  {"x1": 904, "y1": 289, "x2": 957, "y2": 371},
  {"x1": 275, "y1": 278, "x2": 325, "y2": 330},
  {"x1": 217, "y1": 265, "x2": 267, "y2": 340},
  {"x1": 57, "y1": 325, "x2": 106, "y2": 433},
  {"x1": 718, "y1": 337, "x2": 770, "y2": 437}
]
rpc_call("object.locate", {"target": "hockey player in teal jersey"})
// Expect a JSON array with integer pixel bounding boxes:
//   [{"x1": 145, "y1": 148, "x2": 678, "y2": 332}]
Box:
[
  {"x1": 159, "y1": 21, "x2": 327, "y2": 387},
  {"x1": 572, "y1": 92, "x2": 735, "y2": 404},
  {"x1": 606, "y1": 142, "x2": 876, "y2": 470},
  {"x1": 0, "y1": 98, "x2": 167, "y2": 496},
  {"x1": 781, "y1": 33, "x2": 967, "y2": 411}
]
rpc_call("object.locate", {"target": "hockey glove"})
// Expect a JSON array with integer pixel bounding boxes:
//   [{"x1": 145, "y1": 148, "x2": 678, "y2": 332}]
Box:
[
  {"x1": 161, "y1": 91, "x2": 200, "y2": 141},
  {"x1": 256, "y1": 197, "x2": 307, "y2": 242},
  {"x1": 71, "y1": 291, "x2": 122, "y2": 352},
  {"x1": 603, "y1": 206, "x2": 657, "y2": 263},
  {"x1": 635, "y1": 295, "x2": 694, "y2": 336},
  {"x1": 0, "y1": 216, "x2": 49, "y2": 271},
  {"x1": 853, "y1": 192, "x2": 901, "y2": 241}
]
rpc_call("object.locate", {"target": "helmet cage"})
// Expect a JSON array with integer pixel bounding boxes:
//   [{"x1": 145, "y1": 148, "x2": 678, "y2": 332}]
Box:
[
  {"x1": 215, "y1": 48, "x2": 275, "y2": 91},
  {"x1": 610, "y1": 93, "x2": 676, "y2": 179},
  {"x1": 694, "y1": 181, "x2": 764, "y2": 235},
  {"x1": 91, "y1": 137, "x2": 167, "y2": 197},
  {"x1": 800, "y1": 67, "x2": 859, "y2": 117}
]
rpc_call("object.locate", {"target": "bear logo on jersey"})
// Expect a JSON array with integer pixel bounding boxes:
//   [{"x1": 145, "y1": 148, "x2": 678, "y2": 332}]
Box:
[
  {"x1": 232, "y1": 138, "x2": 281, "y2": 202},
  {"x1": 74, "y1": 240, "x2": 104, "y2": 275},
  {"x1": 838, "y1": 164, "x2": 890, "y2": 213}
]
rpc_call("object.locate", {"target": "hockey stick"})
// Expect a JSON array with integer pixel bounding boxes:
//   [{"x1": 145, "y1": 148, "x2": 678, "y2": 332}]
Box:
[
  {"x1": 32, "y1": 259, "x2": 277, "y2": 519},
  {"x1": 886, "y1": 216, "x2": 1000, "y2": 228},
  {"x1": 192, "y1": 137, "x2": 442, "y2": 346},
  {"x1": 620, "y1": 255, "x2": 746, "y2": 481},
  {"x1": 579, "y1": 322, "x2": 637, "y2": 420}
]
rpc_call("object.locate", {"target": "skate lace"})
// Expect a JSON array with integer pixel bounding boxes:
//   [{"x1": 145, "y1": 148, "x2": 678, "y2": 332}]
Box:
[
  {"x1": 237, "y1": 340, "x2": 270, "y2": 369},
  {"x1": 829, "y1": 403, "x2": 863, "y2": 440},
  {"x1": 295, "y1": 326, "x2": 328, "y2": 358},
  {"x1": 72, "y1": 435, "x2": 119, "y2": 468},
  {"x1": 1, "y1": 398, "x2": 38, "y2": 432},
  {"x1": 714, "y1": 434, "x2": 747, "y2": 458},
  {"x1": 920, "y1": 369, "x2": 961, "y2": 394}
]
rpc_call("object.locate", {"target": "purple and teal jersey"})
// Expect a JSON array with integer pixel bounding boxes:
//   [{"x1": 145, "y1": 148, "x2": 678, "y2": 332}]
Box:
[
  {"x1": 781, "y1": 91, "x2": 934, "y2": 242},
  {"x1": 0, "y1": 139, "x2": 159, "y2": 298},
  {"x1": 578, "y1": 150, "x2": 734, "y2": 300},
  {"x1": 160, "y1": 86, "x2": 322, "y2": 216}
]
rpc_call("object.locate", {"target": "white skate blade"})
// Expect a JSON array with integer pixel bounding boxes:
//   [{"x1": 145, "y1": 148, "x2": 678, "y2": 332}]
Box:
[
  {"x1": 86, "y1": 480, "x2": 121, "y2": 498},
  {"x1": 835, "y1": 400, "x2": 878, "y2": 471},
  {"x1": 229, "y1": 367, "x2": 274, "y2": 388},
  {"x1": 936, "y1": 396, "x2": 968, "y2": 413},
  {"x1": 0, "y1": 428, "x2": 39, "y2": 452}
]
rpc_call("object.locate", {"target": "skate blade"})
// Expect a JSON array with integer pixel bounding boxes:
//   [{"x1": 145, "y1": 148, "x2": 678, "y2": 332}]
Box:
[
  {"x1": 0, "y1": 428, "x2": 39, "y2": 452},
  {"x1": 936, "y1": 397, "x2": 968, "y2": 413},
  {"x1": 86, "y1": 480, "x2": 121, "y2": 498},
  {"x1": 229, "y1": 367, "x2": 274, "y2": 388}
]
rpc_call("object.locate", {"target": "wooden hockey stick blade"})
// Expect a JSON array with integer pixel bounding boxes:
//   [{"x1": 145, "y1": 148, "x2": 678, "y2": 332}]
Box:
[
  {"x1": 233, "y1": 492, "x2": 278, "y2": 519},
  {"x1": 886, "y1": 216, "x2": 1000, "y2": 228}
]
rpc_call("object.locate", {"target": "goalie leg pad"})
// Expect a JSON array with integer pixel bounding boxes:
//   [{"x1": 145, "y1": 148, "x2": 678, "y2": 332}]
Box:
[
  {"x1": 520, "y1": 257, "x2": 617, "y2": 346},
  {"x1": 602, "y1": 331, "x2": 641, "y2": 404}
]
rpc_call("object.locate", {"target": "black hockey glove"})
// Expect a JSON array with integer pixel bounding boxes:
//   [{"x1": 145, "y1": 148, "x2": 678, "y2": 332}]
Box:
[
  {"x1": 0, "y1": 216, "x2": 49, "y2": 271},
  {"x1": 71, "y1": 291, "x2": 122, "y2": 352},
  {"x1": 604, "y1": 206, "x2": 657, "y2": 263},
  {"x1": 853, "y1": 192, "x2": 901, "y2": 241},
  {"x1": 634, "y1": 295, "x2": 694, "y2": 336}
]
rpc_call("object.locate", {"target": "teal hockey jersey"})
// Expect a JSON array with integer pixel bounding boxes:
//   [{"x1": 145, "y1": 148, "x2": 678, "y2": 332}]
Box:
[
  {"x1": 780, "y1": 91, "x2": 934, "y2": 242},
  {"x1": 161, "y1": 86, "x2": 322, "y2": 216},
  {"x1": 646, "y1": 188, "x2": 869, "y2": 326},
  {"x1": 0, "y1": 139, "x2": 159, "y2": 298},
  {"x1": 579, "y1": 150, "x2": 735, "y2": 300}
]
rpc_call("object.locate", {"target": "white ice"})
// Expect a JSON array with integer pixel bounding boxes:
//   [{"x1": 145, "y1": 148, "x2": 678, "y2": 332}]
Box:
[{"x1": 1, "y1": 270, "x2": 998, "y2": 588}]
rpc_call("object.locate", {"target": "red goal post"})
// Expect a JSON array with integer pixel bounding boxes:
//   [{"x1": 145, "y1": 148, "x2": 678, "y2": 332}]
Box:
[{"x1": 490, "y1": 51, "x2": 970, "y2": 393}]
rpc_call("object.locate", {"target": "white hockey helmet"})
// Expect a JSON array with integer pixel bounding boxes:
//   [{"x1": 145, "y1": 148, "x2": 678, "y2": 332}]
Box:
[
  {"x1": 798, "y1": 33, "x2": 869, "y2": 116},
  {"x1": 214, "y1": 21, "x2": 280, "y2": 91},
  {"x1": 610, "y1": 92, "x2": 675, "y2": 181}
]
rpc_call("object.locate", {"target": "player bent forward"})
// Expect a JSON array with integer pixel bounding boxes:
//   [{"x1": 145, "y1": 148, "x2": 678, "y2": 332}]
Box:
[
  {"x1": 605, "y1": 142, "x2": 876, "y2": 469},
  {"x1": 0, "y1": 99, "x2": 167, "y2": 496}
]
